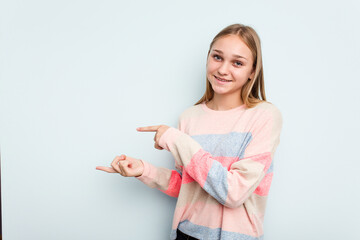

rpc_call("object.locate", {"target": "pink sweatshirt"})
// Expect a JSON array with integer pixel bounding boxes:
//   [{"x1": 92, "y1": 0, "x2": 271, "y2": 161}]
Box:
[{"x1": 136, "y1": 101, "x2": 283, "y2": 240}]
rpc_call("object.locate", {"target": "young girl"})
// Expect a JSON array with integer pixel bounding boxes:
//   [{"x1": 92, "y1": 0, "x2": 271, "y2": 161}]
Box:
[{"x1": 96, "y1": 23, "x2": 283, "y2": 240}]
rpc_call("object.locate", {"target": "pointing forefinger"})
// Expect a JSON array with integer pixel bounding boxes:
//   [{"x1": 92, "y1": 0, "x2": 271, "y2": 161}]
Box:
[
  {"x1": 96, "y1": 166, "x2": 117, "y2": 173},
  {"x1": 136, "y1": 125, "x2": 161, "y2": 132}
]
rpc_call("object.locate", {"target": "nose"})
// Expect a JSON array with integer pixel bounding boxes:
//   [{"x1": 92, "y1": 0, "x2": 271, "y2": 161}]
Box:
[{"x1": 217, "y1": 61, "x2": 230, "y2": 76}]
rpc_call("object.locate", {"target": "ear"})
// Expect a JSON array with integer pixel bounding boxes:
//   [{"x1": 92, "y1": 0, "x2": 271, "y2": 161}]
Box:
[{"x1": 249, "y1": 68, "x2": 255, "y2": 80}]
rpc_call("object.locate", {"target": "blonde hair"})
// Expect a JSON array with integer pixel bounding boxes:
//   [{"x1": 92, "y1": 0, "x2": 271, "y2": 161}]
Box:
[{"x1": 194, "y1": 23, "x2": 268, "y2": 109}]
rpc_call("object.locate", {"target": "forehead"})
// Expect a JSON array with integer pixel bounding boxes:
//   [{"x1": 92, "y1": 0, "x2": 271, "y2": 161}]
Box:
[{"x1": 211, "y1": 35, "x2": 252, "y2": 59}]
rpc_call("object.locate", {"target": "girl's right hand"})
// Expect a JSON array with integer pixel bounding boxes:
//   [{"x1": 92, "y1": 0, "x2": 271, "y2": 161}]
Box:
[{"x1": 96, "y1": 154, "x2": 144, "y2": 177}]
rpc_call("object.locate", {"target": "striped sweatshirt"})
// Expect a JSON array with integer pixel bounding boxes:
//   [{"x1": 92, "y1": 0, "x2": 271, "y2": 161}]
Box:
[{"x1": 136, "y1": 101, "x2": 283, "y2": 240}]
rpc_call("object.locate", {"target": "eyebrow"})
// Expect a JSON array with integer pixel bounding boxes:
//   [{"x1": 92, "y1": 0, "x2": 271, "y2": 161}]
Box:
[{"x1": 213, "y1": 49, "x2": 247, "y2": 61}]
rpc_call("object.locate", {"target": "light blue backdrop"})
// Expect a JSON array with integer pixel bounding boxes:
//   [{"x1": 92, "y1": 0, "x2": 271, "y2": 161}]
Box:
[{"x1": 1, "y1": 0, "x2": 359, "y2": 239}]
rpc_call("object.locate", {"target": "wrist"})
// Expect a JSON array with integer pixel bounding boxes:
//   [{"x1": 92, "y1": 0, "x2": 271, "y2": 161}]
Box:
[
  {"x1": 158, "y1": 127, "x2": 182, "y2": 151},
  {"x1": 135, "y1": 159, "x2": 145, "y2": 177}
]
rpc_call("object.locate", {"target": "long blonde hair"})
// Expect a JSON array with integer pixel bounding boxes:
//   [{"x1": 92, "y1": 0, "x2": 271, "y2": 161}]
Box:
[{"x1": 194, "y1": 23, "x2": 268, "y2": 108}]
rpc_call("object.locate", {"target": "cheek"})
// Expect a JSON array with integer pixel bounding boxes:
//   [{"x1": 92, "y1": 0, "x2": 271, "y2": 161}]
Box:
[
  {"x1": 206, "y1": 61, "x2": 218, "y2": 74},
  {"x1": 229, "y1": 70, "x2": 245, "y2": 82}
]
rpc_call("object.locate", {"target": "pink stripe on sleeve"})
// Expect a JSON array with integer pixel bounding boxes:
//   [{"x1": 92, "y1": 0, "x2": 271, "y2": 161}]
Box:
[
  {"x1": 254, "y1": 172, "x2": 273, "y2": 196},
  {"x1": 185, "y1": 149, "x2": 214, "y2": 187},
  {"x1": 160, "y1": 170, "x2": 182, "y2": 197}
]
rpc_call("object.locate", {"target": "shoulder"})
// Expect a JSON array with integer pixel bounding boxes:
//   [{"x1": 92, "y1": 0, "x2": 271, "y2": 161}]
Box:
[
  {"x1": 175, "y1": 104, "x2": 203, "y2": 132},
  {"x1": 247, "y1": 101, "x2": 283, "y2": 128},
  {"x1": 178, "y1": 103, "x2": 204, "y2": 121},
  {"x1": 250, "y1": 101, "x2": 281, "y2": 117}
]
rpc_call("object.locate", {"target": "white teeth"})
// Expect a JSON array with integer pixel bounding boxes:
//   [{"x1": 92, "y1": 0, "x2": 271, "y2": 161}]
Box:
[{"x1": 215, "y1": 76, "x2": 231, "y2": 82}]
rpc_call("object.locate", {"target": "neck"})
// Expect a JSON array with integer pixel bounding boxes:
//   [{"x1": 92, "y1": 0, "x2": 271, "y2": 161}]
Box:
[{"x1": 207, "y1": 93, "x2": 243, "y2": 111}]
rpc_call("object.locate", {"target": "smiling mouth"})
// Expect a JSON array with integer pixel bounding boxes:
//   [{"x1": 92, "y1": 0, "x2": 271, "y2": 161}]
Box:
[{"x1": 214, "y1": 75, "x2": 232, "y2": 82}]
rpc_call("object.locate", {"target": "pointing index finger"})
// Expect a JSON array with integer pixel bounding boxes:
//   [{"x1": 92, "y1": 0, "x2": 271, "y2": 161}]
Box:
[
  {"x1": 136, "y1": 125, "x2": 161, "y2": 132},
  {"x1": 96, "y1": 166, "x2": 117, "y2": 173}
]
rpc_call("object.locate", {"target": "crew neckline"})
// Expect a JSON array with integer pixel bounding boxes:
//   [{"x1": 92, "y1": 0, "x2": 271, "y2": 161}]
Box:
[{"x1": 201, "y1": 101, "x2": 246, "y2": 113}]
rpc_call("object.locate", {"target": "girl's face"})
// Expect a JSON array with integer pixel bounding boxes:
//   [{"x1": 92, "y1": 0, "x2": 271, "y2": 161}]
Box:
[{"x1": 206, "y1": 34, "x2": 255, "y2": 97}]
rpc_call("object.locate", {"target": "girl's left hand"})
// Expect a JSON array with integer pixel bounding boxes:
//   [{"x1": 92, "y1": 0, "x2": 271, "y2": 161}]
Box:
[
  {"x1": 136, "y1": 125, "x2": 170, "y2": 150},
  {"x1": 96, "y1": 154, "x2": 144, "y2": 177}
]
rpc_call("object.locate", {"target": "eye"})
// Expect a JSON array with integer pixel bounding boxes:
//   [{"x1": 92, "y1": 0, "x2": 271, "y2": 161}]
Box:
[
  {"x1": 234, "y1": 61, "x2": 243, "y2": 67},
  {"x1": 213, "y1": 54, "x2": 222, "y2": 61}
]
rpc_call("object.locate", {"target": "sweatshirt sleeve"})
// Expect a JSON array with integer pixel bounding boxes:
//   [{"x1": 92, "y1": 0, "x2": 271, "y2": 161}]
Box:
[
  {"x1": 135, "y1": 118, "x2": 184, "y2": 198},
  {"x1": 135, "y1": 160, "x2": 182, "y2": 198},
  {"x1": 158, "y1": 106, "x2": 283, "y2": 208}
]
